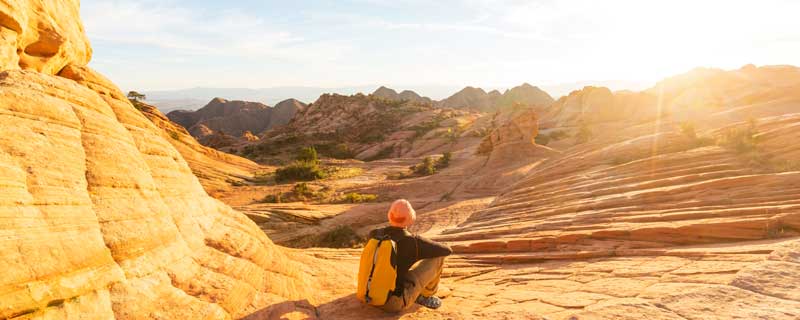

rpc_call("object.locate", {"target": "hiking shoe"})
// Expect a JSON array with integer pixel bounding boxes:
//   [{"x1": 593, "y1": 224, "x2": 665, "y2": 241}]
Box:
[{"x1": 415, "y1": 295, "x2": 442, "y2": 309}]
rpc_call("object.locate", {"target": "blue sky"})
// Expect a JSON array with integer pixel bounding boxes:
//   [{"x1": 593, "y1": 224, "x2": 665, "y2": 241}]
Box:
[{"x1": 82, "y1": 0, "x2": 800, "y2": 92}]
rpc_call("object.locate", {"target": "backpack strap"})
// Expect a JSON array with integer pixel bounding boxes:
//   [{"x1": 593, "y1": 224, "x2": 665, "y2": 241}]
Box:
[{"x1": 414, "y1": 235, "x2": 419, "y2": 261}]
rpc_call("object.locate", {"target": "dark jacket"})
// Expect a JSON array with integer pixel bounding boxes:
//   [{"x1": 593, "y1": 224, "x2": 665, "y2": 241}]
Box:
[{"x1": 368, "y1": 226, "x2": 452, "y2": 296}]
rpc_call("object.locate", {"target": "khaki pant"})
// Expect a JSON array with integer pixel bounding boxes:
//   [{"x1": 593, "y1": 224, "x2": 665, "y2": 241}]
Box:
[{"x1": 380, "y1": 256, "x2": 444, "y2": 313}]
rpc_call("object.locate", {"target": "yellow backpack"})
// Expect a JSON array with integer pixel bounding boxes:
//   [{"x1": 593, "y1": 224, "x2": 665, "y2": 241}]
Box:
[{"x1": 356, "y1": 231, "x2": 398, "y2": 306}]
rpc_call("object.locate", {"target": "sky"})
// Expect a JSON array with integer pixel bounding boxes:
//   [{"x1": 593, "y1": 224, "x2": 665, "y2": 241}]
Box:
[{"x1": 82, "y1": 0, "x2": 800, "y2": 93}]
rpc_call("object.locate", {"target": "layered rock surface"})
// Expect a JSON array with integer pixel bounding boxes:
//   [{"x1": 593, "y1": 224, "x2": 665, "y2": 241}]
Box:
[
  {"x1": 133, "y1": 100, "x2": 261, "y2": 193},
  {"x1": 231, "y1": 66, "x2": 800, "y2": 319},
  {"x1": 0, "y1": 2, "x2": 341, "y2": 319}
]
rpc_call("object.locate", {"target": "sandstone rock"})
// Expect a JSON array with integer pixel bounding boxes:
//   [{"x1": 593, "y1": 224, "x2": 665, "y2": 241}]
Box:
[
  {"x1": 0, "y1": 3, "x2": 333, "y2": 318},
  {"x1": 0, "y1": 0, "x2": 91, "y2": 74},
  {"x1": 128, "y1": 98, "x2": 259, "y2": 194}
]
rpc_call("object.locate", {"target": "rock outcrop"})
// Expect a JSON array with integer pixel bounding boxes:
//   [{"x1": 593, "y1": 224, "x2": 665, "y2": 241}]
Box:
[
  {"x1": 543, "y1": 86, "x2": 658, "y2": 127},
  {"x1": 495, "y1": 83, "x2": 554, "y2": 109},
  {"x1": 371, "y1": 86, "x2": 433, "y2": 105},
  {"x1": 0, "y1": 2, "x2": 338, "y2": 319},
  {"x1": 261, "y1": 93, "x2": 479, "y2": 161},
  {"x1": 439, "y1": 86, "x2": 501, "y2": 112},
  {"x1": 439, "y1": 84, "x2": 553, "y2": 113},
  {"x1": 167, "y1": 97, "x2": 305, "y2": 143}
]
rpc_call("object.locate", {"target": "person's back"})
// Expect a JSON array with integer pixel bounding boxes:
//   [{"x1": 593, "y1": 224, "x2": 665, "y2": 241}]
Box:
[{"x1": 367, "y1": 199, "x2": 452, "y2": 312}]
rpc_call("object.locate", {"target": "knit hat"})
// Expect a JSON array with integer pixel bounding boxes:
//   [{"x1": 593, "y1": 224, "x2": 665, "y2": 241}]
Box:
[{"x1": 387, "y1": 199, "x2": 416, "y2": 228}]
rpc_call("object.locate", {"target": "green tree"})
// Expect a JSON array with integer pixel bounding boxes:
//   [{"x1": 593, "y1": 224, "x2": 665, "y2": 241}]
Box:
[
  {"x1": 296, "y1": 146, "x2": 319, "y2": 164},
  {"x1": 127, "y1": 91, "x2": 146, "y2": 101}
]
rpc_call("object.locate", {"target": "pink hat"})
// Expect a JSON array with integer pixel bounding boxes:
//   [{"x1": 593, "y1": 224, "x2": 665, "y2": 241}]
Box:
[{"x1": 388, "y1": 199, "x2": 416, "y2": 228}]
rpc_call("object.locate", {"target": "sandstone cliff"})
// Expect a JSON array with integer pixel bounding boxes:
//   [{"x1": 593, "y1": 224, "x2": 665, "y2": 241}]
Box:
[{"x1": 0, "y1": 2, "x2": 340, "y2": 319}]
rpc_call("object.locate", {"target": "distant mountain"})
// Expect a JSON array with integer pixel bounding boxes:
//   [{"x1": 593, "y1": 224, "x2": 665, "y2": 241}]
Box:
[
  {"x1": 438, "y1": 84, "x2": 553, "y2": 112},
  {"x1": 166, "y1": 98, "x2": 306, "y2": 145},
  {"x1": 496, "y1": 83, "x2": 555, "y2": 109},
  {"x1": 438, "y1": 86, "x2": 500, "y2": 111},
  {"x1": 371, "y1": 86, "x2": 433, "y2": 104},
  {"x1": 144, "y1": 85, "x2": 462, "y2": 112}
]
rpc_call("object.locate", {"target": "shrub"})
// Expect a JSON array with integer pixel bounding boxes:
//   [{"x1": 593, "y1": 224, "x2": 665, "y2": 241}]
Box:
[
  {"x1": 435, "y1": 152, "x2": 452, "y2": 170},
  {"x1": 296, "y1": 146, "x2": 319, "y2": 163},
  {"x1": 535, "y1": 134, "x2": 551, "y2": 146},
  {"x1": 292, "y1": 182, "x2": 316, "y2": 200},
  {"x1": 323, "y1": 166, "x2": 364, "y2": 180},
  {"x1": 413, "y1": 157, "x2": 436, "y2": 176},
  {"x1": 259, "y1": 194, "x2": 282, "y2": 203},
  {"x1": 275, "y1": 161, "x2": 326, "y2": 183},
  {"x1": 338, "y1": 192, "x2": 378, "y2": 204},
  {"x1": 316, "y1": 143, "x2": 355, "y2": 159},
  {"x1": 679, "y1": 121, "x2": 715, "y2": 149},
  {"x1": 317, "y1": 225, "x2": 365, "y2": 248},
  {"x1": 718, "y1": 120, "x2": 759, "y2": 154},
  {"x1": 168, "y1": 130, "x2": 180, "y2": 141}
]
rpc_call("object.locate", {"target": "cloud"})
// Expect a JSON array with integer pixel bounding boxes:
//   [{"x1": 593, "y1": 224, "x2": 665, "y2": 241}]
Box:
[{"x1": 82, "y1": 0, "x2": 351, "y2": 62}]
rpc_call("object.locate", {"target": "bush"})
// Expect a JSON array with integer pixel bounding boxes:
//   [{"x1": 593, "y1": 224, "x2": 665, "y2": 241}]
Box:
[
  {"x1": 296, "y1": 146, "x2": 319, "y2": 163},
  {"x1": 718, "y1": 120, "x2": 759, "y2": 154},
  {"x1": 275, "y1": 161, "x2": 326, "y2": 183},
  {"x1": 413, "y1": 157, "x2": 436, "y2": 176},
  {"x1": 535, "y1": 134, "x2": 551, "y2": 146},
  {"x1": 323, "y1": 166, "x2": 364, "y2": 180},
  {"x1": 435, "y1": 152, "x2": 452, "y2": 170},
  {"x1": 316, "y1": 143, "x2": 355, "y2": 159},
  {"x1": 168, "y1": 130, "x2": 180, "y2": 141},
  {"x1": 679, "y1": 121, "x2": 715, "y2": 149},
  {"x1": 338, "y1": 192, "x2": 378, "y2": 203},
  {"x1": 317, "y1": 226, "x2": 365, "y2": 248},
  {"x1": 292, "y1": 182, "x2": 316, "y2": 200},
  {"x1": 259, "y1": 194, "x2": 282, "y2": 203}
]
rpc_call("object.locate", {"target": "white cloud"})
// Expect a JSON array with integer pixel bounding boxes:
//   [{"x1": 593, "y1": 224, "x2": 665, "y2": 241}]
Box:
[{"x1": 82, "y1": 0, "x2": 350, "y2": 61}]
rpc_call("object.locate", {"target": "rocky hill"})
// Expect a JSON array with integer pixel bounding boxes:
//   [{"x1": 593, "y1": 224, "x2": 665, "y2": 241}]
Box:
[
  {"x1": 0, "y1": 2, "x2": 346, "y2": 319},
  {"x1": 167, "y1": 97, "x2": 306, "y2": 145},
  {"x1": 439, "y1": 83, "x2": 553, "y2": 112},
  {"x1": 438, "y1": 86, "x2": 502, "y2": 111},
  {"x1": 372, "y1": 86, "x2": 434, "y2": 105},
  {"x1": 250, "y1": 93, "x2": 481, "y2": 161}
]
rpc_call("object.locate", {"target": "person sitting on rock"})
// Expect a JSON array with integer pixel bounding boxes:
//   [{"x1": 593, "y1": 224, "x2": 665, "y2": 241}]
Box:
[{"x1": 370, "y1": 199, "x2": 452, "y2": 312}]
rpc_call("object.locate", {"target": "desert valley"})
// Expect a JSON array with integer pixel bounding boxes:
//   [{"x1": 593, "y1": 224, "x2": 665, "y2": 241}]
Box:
[{"x1": 2, "y1": 1, "x2": 800, "y2": 319}]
